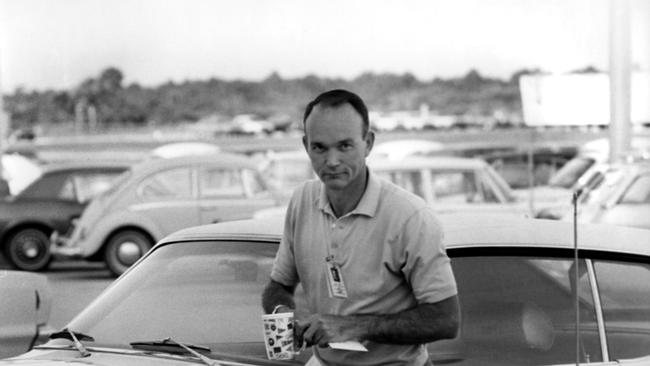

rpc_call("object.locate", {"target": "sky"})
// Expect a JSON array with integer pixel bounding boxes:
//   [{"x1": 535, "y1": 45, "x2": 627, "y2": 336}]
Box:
[{"x1": 1, "y1": 0, "x2": 649, "y2": 92}]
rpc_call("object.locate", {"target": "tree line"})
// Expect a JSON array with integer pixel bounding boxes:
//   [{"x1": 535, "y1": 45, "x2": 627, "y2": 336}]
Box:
[{"x1": 2, "y1": 66, "x2": 598, "y2": 132}]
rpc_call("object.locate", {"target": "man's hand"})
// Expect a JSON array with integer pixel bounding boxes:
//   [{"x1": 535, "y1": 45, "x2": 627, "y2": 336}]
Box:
[
  {"x1": 295, "y1": 296, "x2": 459, "y2": 347},
  {"x1": 296, "y1": 314, "x2": 368, "y2": 348}
]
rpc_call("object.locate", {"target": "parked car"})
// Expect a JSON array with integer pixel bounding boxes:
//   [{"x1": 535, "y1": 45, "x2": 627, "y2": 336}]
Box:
[
  {"x1": 478, "y1": 146, "x2": 574, "y2": 189},
  {"x1": 260, "y1": 141, "x2": 448, "y2": 202},
  {"x1": 258, "y1": 149, "x2": 314, "y2": 202},
  {"x1": 0, "y1": 270, "x2": 52, "y2": 359},
  {"x1": 547, "y1": 135, "x2": 650, "y2": 190},
  {"x1": 0, "y1": 161, "x2": 129, "y2": 271},
  {"x1": 6, "y1": 214, "x2": 650, "y2": 365},
  {"x1": 257, "y1": 155, "x2": 533, "y2": 218},
  {"x1": 540, "y1": 159, "x2": 650, "y2": 230},
  {"x1": 52, "y1": 153, "x2": 279, "y2": 276}
]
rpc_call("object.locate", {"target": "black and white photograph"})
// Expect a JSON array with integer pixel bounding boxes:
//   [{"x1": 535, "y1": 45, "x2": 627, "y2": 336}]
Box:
[{"x1": 1, "y1": 0, "x2": 649, "y2": 365}]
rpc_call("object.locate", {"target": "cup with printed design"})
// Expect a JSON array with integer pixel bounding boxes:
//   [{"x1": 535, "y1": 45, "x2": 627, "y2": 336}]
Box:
[{"x1": 262, "y1": 309, "x2": 301, "y2": 360}]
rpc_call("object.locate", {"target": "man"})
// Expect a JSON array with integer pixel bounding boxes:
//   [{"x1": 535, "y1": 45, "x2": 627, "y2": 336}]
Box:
[{"x1": 262, "y1": 89, "x2": 459, "y2": 365}]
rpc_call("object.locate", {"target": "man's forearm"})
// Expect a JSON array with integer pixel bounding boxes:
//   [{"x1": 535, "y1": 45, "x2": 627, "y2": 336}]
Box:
[
  {"x1": 359, "y1": 296, "x2": 459, "y2": 344},
  {"x1": 261, "y1": 279, "x2": 296, "y2": 314}
]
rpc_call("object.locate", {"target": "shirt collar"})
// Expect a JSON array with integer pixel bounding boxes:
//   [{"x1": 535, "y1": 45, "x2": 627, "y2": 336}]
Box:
[{"x1": 316, "y1": 170, "x2": 380, "y2": 218}]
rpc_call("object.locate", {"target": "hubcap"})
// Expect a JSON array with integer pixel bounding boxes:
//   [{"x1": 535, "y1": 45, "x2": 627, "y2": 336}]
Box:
[
  {"x1": 22, "y1": 240, "x2": 41, "y2": 258},
  {"x1": 117, "y1": 241, "x2": 141, "y2": 266}
]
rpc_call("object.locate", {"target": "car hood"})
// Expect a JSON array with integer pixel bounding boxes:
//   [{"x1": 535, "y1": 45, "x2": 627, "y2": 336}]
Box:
[{"x1": 1, "y1": 347, "x2": 259, "y2": 366}]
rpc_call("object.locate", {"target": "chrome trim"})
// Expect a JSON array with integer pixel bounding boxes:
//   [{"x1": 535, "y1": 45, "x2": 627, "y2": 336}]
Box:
[{"x1": 586, "y1": 259, "x2": 610, "y2": 362}]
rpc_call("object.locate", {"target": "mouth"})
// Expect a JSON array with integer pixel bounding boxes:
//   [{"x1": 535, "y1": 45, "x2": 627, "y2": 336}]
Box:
[{"x1": 322, "y1": 172, "x2": 345, "y2": 180}]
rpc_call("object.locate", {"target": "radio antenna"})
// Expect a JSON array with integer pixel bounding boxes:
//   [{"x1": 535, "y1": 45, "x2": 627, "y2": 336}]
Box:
[{"x1": 572, "y1": 189, "x2": 581, "y2": 366}]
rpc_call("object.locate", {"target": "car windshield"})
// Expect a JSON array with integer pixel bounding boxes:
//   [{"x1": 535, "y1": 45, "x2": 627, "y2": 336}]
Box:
[
  {"x1": 63, "y1": 240, "x2": 280, "y2": 358},
  {"x1": 581, "y1": 168, "x2": 625, "y2": 205},
  {"x1": 548, "y1": 156, "x2": 596, "y2": 189},
  {"x1": 56, "y1": 240, "x2": 650, "y2": 365}
]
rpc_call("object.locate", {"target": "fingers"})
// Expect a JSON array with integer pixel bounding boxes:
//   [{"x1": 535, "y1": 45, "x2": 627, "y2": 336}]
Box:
[{"x1": 295, "y1": 315, "x2": 339, "y2": 348}]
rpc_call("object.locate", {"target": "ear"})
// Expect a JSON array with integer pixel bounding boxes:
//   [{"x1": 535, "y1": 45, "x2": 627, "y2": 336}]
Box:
[{"x1": 364, "y1": 131, "x2": 375, "y2": 158}]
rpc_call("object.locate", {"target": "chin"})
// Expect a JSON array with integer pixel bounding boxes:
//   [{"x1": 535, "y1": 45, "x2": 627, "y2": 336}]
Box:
[{"x1": 322, "y1": 178, "x2": 349, "y2": 191}]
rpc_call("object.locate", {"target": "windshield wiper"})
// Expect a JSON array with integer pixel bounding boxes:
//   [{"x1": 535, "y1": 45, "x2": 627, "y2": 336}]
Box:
[
  {"x1": 130, "y1": 337, "x2": 223, "y2": 366},
  {"x1": 49, "y1": 328, "x2": 93, "y2": 357}
]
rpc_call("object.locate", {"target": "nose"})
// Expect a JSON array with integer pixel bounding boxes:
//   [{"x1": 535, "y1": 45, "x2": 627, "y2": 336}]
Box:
[{"x1": 325, "y1": 150, "x2": 340, "y2": 167}]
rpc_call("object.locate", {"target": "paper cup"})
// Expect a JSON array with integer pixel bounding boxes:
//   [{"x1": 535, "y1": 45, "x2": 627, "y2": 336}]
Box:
[{"x1": 262, "y1": 311, "x2": 297, "y2": 360}]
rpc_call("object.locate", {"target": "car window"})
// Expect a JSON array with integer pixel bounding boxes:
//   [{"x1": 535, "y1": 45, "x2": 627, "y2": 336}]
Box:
[
  {"x1": 430, "y1": 171, "x2": 484, "y2": 203},
  {"x1": 199, "y1": 167, "x2": 246, "y2": 198},
  {"x1": 583, "y1": 168, "x2": 624, "y2": 205},
  {"x1": 241, "y1": 169, "x2": 270, "y2": 197},
  {"x1": 72, "y1": 172, "x2": 123, "y2": 203},
  {"x1": 484, "y1": 166, "x2": 516, "y2": 202},
  {"x1": 592, "y1": 260, "x2": 650, "y2": 360},
  {"x1": 378, "y1": 171, "x2": 425, "y2": 198},
  {"x1": 263, "y1": 158, "x2": 313, "y2": 190},
  {"x1": 549, "y1": 156, "x2": 596, "y2": 189},
  {"x1": 443, "y1": 255, "x2": 603, "y2": 365},
  {"x1": 66, "y1": 241, "x2": 312, "y2": 364},
  {"x1": 476, "y1": 173, "x2": 500, "y2": 203},
  {"x1": 57, "y1": 177, "x2": 77, "y2": 201},
  {"x1": 138, "y1": 167, "x2": 192, "y2": 199},
  {"x1": 619, "y1": 173, "x2": 650, "y2": 204},
  {"x1": 20, "y1": 172, "x2": 66, "y2": 200}
]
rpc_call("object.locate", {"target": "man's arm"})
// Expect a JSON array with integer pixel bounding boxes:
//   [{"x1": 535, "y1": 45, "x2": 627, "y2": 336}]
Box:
[
  {"x1": 297, "y1": 295, "x2": 459, "y2": 347},
  {"x1": 261, "y1": 279, "x2": 297, "y2": 314}
]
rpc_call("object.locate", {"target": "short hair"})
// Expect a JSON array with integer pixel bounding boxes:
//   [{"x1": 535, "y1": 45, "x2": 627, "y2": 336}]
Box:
[{"x1": 303, "y1": 89, "x2": 370, "y2": 137}]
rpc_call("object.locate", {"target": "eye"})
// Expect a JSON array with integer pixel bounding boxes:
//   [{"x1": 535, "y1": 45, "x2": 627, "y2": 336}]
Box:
[
  {"x1": 311, "y1": 144, "x2": 325, "y2": 153},
  {"x1": 339, "y1": 142, "x2": 354, "y2": 151}
]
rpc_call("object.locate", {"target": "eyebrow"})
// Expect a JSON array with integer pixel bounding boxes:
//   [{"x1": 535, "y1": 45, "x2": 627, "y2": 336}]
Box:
[{"x1": 310, "y1": 138, "x2": 356, "y2": 147}]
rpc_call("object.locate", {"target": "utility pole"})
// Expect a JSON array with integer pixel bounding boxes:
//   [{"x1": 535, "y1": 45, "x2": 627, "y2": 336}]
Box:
[
  {"x1": 609, "y1": 0, "x2": 632, "y2": 162},
  {"x1": 0, "y1": 45, "x2": 8, "y2": 154}
]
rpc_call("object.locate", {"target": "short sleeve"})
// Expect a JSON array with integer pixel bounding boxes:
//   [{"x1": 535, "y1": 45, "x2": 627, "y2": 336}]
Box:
[
  {"x1": 399, "y1": 208, "x2": 457, "y2": 304},
  {"x1": 270, "y1": 191, "x2": 300, "y2": 287}
]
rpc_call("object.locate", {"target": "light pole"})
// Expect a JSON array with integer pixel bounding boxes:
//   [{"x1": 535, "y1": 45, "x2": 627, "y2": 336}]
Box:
[{"x1": 609, "y1": 0, "x2": 632, "y2": 162}]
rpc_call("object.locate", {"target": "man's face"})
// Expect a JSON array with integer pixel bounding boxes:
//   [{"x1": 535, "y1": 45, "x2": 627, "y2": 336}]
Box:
[{"x1": 303, "y1": 104, "x2": 373, "y2": 191}]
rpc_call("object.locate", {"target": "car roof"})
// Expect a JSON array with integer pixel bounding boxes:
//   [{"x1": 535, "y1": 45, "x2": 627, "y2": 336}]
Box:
[
  {"x1": 368, "y1": 156, "x2": 488, "y2": 170},
  {"x1": 129, "y1": 152, "x2": 257, "y2": 175},
  {"x1": 40, "y1": 160, "x2": 131, "y2": 174},
  {"x1": 159, "y1": 214, "x2": 650, "y2": 257}
]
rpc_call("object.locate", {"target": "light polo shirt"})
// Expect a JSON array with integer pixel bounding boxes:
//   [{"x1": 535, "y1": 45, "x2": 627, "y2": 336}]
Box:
[{"x1": 271, "y1": 172, "x2": 457, "y2": 366}]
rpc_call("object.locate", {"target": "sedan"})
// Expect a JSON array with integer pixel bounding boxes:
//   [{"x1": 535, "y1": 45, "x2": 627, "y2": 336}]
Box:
[
  {"x1": 53, "y1": 153, "x2": 279, "y2": 276},
  {"x1": 370, "y1": 156, "x2": 529, "y2": 216},
  {"x1": 0, "y1": 161, "x2": 128, "y2": 271},
  {"x1": 545, "y1": 159, "x2": 650, "y2": 229},
  {"x1": 5, "y1": 214, "x2": 650, "y2": 365},
  {"x1": 257, "y1": 155, "x2": 532, "y2": 218}
]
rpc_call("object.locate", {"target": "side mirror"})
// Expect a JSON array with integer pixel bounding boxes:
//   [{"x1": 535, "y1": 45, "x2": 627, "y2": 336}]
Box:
[{"x1": 0, "y1": 270, "x2": 52, "y2": 359}]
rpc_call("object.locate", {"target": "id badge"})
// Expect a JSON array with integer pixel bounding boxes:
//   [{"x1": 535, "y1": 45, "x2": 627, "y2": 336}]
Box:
[{"x1": 325, "y1": 260, "x2": 348, "y2": 298}]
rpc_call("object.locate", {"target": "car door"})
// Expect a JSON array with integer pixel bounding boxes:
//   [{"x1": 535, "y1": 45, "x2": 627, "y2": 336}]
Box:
[
  {"x1": 597, "y1": 173, "x2": 650, "y2": 229},
  {"x1": 198, "y1": 165, "x2": 277, "y2": 224},
  {"x1": 134, "y1": 166, "x2": 200, "y2": 236},
  {"x1": 427, "y1": 249, "x2": 650, "y2": 365}
]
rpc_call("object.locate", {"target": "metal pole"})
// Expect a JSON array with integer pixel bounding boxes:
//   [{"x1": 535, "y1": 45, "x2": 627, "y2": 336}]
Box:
[{"x1": 609, "y1": 0, "x2": 632, "y2": 163}]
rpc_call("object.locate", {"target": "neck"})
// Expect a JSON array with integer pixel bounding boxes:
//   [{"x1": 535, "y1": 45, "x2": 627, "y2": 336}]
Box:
[{"x1": 326, "y1": 170, "x2": 369, "y2": 217}]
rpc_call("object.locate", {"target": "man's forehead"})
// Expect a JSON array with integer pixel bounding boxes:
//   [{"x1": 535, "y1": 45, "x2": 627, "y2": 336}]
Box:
[{"x1": 305, "y1": 104, "x2": 364, "y2": 136}]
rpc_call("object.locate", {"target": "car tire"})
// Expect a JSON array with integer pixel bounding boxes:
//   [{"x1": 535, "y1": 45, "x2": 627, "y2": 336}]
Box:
[
  {"x1": 104, "y1": 230, "x2": 152, "y2": 277},
  {"x1": 3, "y1": 228, "x2": 52, "y2": 271}
]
